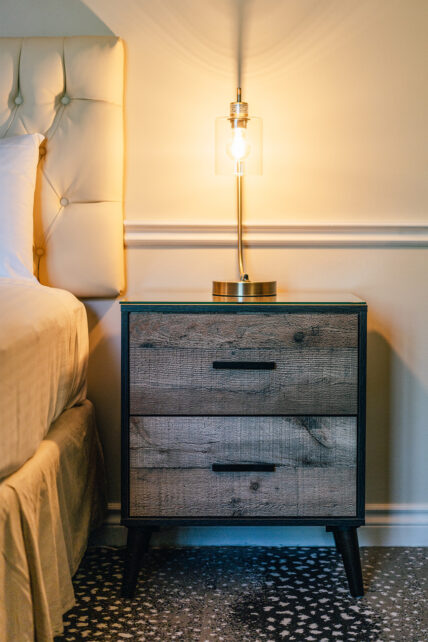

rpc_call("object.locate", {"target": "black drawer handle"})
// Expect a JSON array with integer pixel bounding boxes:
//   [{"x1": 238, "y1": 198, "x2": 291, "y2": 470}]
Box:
[
  {"x1": 212, "y1": 361, "x2": 276, "y2": 370},
  {"x1": 212, "y1": 464, "x2": 276, "y2": 472}
]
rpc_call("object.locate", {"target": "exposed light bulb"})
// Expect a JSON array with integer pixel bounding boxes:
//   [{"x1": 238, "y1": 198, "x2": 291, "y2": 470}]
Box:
[
  {"x1": 215, "y1": 88, "x2": 262, "y2": 176},
  {"x1": 227, "y1": 127, "x2": 251, "y2": 162}
]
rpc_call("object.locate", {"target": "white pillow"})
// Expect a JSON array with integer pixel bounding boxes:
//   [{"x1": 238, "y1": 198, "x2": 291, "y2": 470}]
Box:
[{"x1": 0, "y1": 133, "x2": 44, "y2": 279}]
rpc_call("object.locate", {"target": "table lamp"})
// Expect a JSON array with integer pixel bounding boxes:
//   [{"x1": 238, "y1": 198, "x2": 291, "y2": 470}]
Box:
[{"x1": 212, "y1": 88, "x2": 276, "y2": 297}]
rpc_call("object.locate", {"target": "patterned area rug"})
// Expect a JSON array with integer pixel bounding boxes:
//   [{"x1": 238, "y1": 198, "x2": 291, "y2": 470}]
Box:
[{"x1": 56, "y1": 547, "x2": 428, "y2": 641}]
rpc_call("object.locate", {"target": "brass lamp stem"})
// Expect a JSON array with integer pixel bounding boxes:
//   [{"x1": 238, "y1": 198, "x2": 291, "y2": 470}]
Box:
[{"x1": 237, "y1": 173, "x2": 248, "y2": 281}]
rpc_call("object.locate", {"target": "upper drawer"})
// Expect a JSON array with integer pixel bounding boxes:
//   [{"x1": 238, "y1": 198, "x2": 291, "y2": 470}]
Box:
[{"x1": 128, "y1": 312, "x2": 359, "y2": 416}]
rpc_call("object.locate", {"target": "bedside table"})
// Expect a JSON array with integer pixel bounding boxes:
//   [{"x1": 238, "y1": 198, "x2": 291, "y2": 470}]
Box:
[{"x1": 120, "y1": 292, "x2": 367, "y2": 598}]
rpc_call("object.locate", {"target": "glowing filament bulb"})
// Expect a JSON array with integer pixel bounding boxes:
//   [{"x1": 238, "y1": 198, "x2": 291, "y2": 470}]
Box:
[{"x1": 227, "y1": 127, "x2": 251, "y2": 162}]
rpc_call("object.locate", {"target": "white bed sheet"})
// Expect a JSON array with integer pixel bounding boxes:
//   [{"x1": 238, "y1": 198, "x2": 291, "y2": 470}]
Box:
[{"x1": 0, "y1": 278, "x2": 88, "y2": 479}]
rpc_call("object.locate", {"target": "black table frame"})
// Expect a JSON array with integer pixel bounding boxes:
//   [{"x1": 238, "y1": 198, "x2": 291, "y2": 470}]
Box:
[{"x1": 120, "y1": 302, "x2": 367, "y2": 598}]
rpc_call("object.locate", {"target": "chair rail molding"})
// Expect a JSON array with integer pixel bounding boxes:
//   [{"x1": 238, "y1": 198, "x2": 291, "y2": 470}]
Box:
[
  {"x1": 124, "y1": 221, "x2": 428, "y2": 249},
  {"x1": 94, "y1": 502, "x2": 428, "y2": 548}
]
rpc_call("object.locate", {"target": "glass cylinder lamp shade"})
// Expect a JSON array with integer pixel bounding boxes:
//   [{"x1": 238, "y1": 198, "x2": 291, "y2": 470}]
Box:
[{"x1": 215, "y1": 114, "x2": 262, "y2": 176}]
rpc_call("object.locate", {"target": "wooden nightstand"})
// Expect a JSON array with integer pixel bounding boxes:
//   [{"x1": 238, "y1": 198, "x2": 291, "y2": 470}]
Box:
[{"x1": 120, "y1": 292, "x2": 367, "y2": 598}]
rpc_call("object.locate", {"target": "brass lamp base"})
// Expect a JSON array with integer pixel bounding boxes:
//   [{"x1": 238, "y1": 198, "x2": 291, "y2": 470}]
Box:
[{"x1": 212, "y1": 280, "x2": 277, "y2": 297}]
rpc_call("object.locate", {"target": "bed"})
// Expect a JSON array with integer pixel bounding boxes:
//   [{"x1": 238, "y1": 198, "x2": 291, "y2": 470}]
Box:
[{"x1": 0, "y1": 37, "x2": 124, "y2": 641}]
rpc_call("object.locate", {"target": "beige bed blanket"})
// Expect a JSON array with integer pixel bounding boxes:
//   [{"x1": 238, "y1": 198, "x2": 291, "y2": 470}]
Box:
[
  {"x1": 0, "y1": 400, "x2": 106, "y2": 642},
  {"x1": 0, "y1": 278, "x2": 88, "y2": 480}
]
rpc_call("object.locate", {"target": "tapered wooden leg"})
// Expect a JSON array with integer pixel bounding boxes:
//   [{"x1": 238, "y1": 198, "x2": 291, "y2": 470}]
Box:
[
  {"x1": 325, "y1": 526, "x2": 341, "y2": 553},
  {"x1": 122, "y1": 527, "x2": 152, "y2": 598},
  {"x1": 331, "y1": 527, "x2": 364, "y2": 597},
  {"x1": 326, "y1": 526, "x2": 343, "y2": 555}
]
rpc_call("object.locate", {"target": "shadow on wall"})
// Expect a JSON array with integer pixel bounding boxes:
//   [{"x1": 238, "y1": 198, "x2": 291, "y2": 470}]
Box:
[
  {"x1": 0, "y1": 0, "x2": 113, "y2": 37},
  {"x1": 84, "y1": 301, "x2": 122, "y2": 501},
  {"x1": 366, "y1": 326, "x2": 428, "y2": 507},
  {"x1": 83, "y1": 0, "x2": 366, "y2": 80}
]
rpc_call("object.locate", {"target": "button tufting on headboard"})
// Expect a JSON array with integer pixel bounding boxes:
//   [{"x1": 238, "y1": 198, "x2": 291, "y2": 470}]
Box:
[{"x1": 0, "y1": 36, "x2": 125, "y2": 298}]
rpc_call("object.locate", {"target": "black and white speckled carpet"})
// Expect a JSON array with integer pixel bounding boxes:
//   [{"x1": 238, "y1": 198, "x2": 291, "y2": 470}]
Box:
[{"x1": 57, "y1": 546, "x2": 428, "y2": 641}]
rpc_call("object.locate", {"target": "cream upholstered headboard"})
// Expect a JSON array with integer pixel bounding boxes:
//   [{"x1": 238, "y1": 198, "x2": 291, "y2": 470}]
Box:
[{"x1": 0, "y1": 37, "x2": 124, "y2": 297}]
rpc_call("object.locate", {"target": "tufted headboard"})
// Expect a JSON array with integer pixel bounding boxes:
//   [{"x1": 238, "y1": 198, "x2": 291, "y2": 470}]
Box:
[{"x1": 0, "y1": 36, "x2": 124, "y2": 297}]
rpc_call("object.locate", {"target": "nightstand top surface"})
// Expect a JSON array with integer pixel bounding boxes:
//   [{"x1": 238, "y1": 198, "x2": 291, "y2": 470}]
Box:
[{"x1": 121, "y1": 291, "x2": 365, "y2": 305}]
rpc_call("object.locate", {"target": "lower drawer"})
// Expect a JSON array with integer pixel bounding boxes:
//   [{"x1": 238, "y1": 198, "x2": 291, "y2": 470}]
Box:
[{"x1": 128, "y1": 416, "x2": 357, "y2": 518}]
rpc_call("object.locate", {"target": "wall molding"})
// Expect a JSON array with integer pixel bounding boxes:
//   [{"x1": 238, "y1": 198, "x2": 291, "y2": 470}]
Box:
[
  {"x1": 92, "y1": 503, "x2": 428, "y2": 548},
  {"x1": 124, "y1": 221, "x2": 428, "y2": 249}
]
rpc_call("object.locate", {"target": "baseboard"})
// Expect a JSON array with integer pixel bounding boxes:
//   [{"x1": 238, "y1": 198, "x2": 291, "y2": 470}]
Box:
[
  {"x1": 90, "y1": 503, "x2": 428, "y2": 548},
  {"x1": 124, "y1": 222, "x2": 428, "y2": 248}
]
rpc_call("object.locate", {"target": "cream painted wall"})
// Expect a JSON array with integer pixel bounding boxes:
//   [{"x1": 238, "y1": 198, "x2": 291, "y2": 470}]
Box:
[
  {"x1": 84, "y1": 0, "x2": 428, "y2": 226},
  {"x1": 1, "y1": 0, "x2": 427, "y2": 541}
]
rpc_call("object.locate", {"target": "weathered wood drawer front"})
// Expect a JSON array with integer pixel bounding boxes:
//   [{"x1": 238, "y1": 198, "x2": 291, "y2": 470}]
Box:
[
  {"x1": 129, "y1": 468, "x2": 356, "y2": 517},
  {"x1": 129, "y1": 416, "x2": 357, "y2": 469},
  {"x1": 129, "y1": 347, "x2": 358, "y2": 415},
  {"x1": 129, "y1": 312, "x2": 358, "y2": 350},
  {"x1": 129, "y1": 312, "x2": 358, "y2": 415},
  {"x1": 129, "y1": 416, "x2": 357, "y2": 517}
]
